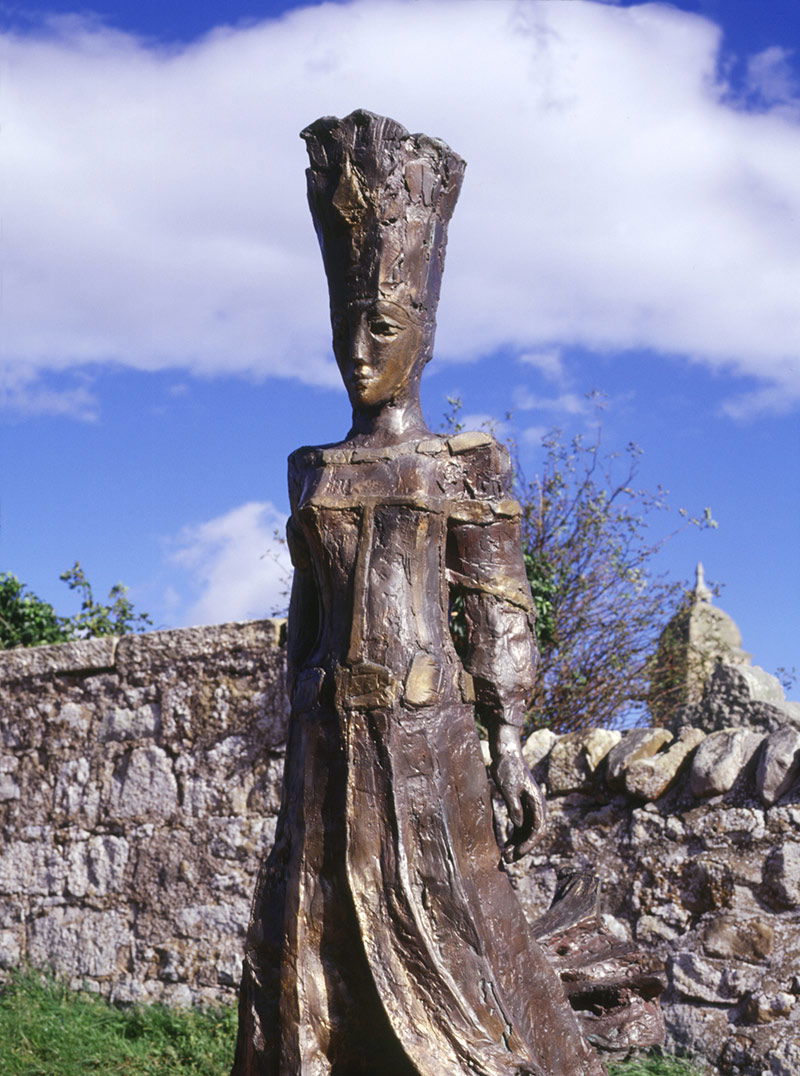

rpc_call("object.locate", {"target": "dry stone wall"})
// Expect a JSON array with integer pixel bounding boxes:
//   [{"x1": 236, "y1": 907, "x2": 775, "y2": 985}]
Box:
[
  {"x1": 1, "y1": 623, "x2": 799, "y2": 1075},
  {"x1": 510, "y1": 663, "x2": 800, "y2": 1076},
  {"x1": 0, "y1": 621, "x2": 288, "y2": 1008}
]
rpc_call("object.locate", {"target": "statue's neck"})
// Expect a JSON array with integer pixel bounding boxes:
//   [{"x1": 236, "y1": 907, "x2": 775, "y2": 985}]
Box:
[{"x1": 347, "y1": 394, "x2": 431, "y2": 447}]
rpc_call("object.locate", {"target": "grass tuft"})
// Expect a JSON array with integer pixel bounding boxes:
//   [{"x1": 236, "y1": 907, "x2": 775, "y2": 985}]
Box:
[
  {"x1": 0, "y1": 969, "x2": 236, "y2": 1075},
  {"x1": 609, "y1": 1054, "x2": 704, "y2": 1075},
  {"x1": 0, "y1": 968, "x2": 704, "y2": 1075}
]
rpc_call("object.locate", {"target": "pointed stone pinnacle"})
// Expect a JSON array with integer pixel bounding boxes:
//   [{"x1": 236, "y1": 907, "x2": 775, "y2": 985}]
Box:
[{"x1": 694, "y1": 562, "x2": 712, "y2": 603}]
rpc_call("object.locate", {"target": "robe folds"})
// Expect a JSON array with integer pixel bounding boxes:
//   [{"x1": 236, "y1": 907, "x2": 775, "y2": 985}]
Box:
[{"x1": 232, "y1": 432, "x2": 603, "y2": 1076}]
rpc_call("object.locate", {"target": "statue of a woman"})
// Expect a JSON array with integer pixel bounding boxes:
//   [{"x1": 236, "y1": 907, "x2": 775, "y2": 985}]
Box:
[{"x1": 232, "y1": 110, "x2": 606, "y2": 1075}]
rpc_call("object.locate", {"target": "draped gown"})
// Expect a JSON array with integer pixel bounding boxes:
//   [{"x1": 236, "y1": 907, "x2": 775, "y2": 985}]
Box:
[{"x1": 232, "y1": 431, "x2": 603, "y2": 1076}]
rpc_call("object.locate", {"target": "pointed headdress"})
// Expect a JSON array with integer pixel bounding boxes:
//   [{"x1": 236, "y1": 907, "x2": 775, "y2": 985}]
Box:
[{"x1": 300, "y1": 110, "x2": 466, "y2": 328}]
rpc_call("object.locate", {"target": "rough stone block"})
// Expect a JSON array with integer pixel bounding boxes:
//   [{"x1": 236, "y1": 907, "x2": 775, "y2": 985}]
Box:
[
  {"x1": 0, "y1": 928, "x2": 21, "y2": 969},
  {"x1": 756, "y1": 726, "x2": 800, "y2": 805},
  {"x1": 688, "y1": 727, "x2": 764, "y2": 798},
  {"x1": 763, "y1": 843, "x2": 800, "y2": 909},
  {"x1": 115, "y1": 619, "x2": 284, "y2": 675},
  {"x1": 688, "y1": 804, "x2": 766, "y2": 843},
  {"x1": 761, "y1": 1036, "x2": 800, "y2": 1076},
  {"x1": 664, "y1": 1001, "x2": 732, "y2": 1067},
  {"x1": 670, "y1": 951, "x2": 760, "y2": 1003},
  {"x1": 52, "y1": 756, "x2": 99, "y2": 824},
  {"x1": 701, "y1": 915, "x2": 773, "y2": 962},
  {"x1": 175, "y1": 901, "x2": 250, "y2": 940},
  {"x1": 623, "y1": 726, "x2": 705, "y2": 801},
  {"x1": 66, "y1": 836, "x2": 130, "y2": 898},
  {"x1": 0, "y1": 841, "x2": 66, "y2": 896},
  {"x1": 28, "y1": 908, "x2": 131, "y2": 979},
  {"x1": 0, "y1": 756, "x2": 20, "y2": 802},
  {"x1": 742, "y1": 990, "x2": 796, "y2": 1025},
  {"x1": 55, "y1": 702, "x2": 93, "y2": 735},
  {"x1": 547, "y1": 728, "x2": 621, "y2": 793},
  {"x1": 522, "y1": 728, "x2": 556, "y2": 769},
  {"x1": 101, "y1": 703, "x2": 161, "y2": 742},
  {"x1": 685, "y1": 662, "x2": 800, "y2": 734},
  {"x1": 207, "y1": 734, "x2": 249, "y2": 769},
  {"x1": 605, "y1": 727, "x2": 673, "y2": 787},
  {"x1": 736, "y1": 664, "x2": 791, "y2": 707},
  {"x1": 109, "y1": 746, "x2": 178, "y2": 821}
]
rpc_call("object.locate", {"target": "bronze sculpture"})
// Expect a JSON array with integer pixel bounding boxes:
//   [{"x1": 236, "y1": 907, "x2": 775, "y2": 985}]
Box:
[{"x1": 233, "y1": 110, "x2": 662, "y2": 1075}]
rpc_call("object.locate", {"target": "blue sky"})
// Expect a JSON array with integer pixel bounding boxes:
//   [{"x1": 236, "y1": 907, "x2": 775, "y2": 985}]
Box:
[{"x1": 1, "y1": 0, "x2": 798, "y2": 695}]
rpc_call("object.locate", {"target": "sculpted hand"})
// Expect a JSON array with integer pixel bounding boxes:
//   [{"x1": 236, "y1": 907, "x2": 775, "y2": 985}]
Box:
[{"x1": 489, "y1": 723, "x2": 546, "y2": 862}]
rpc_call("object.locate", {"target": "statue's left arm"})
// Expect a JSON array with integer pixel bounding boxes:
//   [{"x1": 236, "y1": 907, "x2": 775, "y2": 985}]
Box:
[{"x1": 446, "y1": 436, "x2": 546, "y2": 860}]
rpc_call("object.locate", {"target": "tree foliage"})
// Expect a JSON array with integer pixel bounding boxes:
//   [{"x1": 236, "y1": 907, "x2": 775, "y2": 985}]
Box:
[
  {"x1": 0, "y1": 563, "x2": 152, "y2": 650},
  {"x1": 518, "y1": 425, "x2": 715, "y2": 732}
]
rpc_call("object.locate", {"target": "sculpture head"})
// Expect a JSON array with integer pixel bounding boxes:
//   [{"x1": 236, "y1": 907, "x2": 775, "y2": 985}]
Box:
[{"x1": 301, "y1": 110, "x2": 465, "y2": 412}]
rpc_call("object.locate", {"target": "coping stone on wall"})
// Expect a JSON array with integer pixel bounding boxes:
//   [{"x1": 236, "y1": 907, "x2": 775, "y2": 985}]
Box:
[
  {"x1": 0, "y1": 637, "x2": 118, "y2": 679},
  {"x1": 115, "y1": 620, "x2": 285, "y2": 678}
]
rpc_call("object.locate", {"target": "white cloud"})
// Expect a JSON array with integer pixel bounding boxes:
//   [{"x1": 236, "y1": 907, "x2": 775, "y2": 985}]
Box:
[
  {"x1": 720, "y1": 379, "x2": 800, "y2": 421},
  {"x1": 0, "y1": 364, "x2": 99, "y2": 420},
  {"x1": 521, "y1": 425, "x2": 549, "y2": 446},
  {"x1": 518, "y1": 349, "x2": 566, "y2": 384},
  {"x1": 169, "y1": 501, "x2": 292, "y2": 626},
  {"x1": 746, "y1": 46, "x2": 799, "y2": 109},
  {"x1": 3, "y1": 0, "x2": 800, "y2": 413},
  {"x1": 513, "y1": 387, "x2": 591, "y2": 416}
]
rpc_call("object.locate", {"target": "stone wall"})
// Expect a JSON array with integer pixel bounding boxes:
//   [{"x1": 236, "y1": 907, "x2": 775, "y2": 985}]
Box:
[
  {"x1": 511, "y1": 688, "x2": 800, "y2": 1076},
  {"x1": 1, "y1": 622, "x2": 799, "y2": 1074},
  {"x1": 0, "y1": 621, "x2": 287, "y2": 1007}
]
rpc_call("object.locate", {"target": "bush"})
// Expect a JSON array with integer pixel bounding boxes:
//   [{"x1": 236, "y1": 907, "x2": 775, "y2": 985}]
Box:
[
  {"x1": 0, "y1": 574, "x2": 71, "y2": 649},
  {"x1": 0, "y1": 563, "x2": 151, "y2": 650}
]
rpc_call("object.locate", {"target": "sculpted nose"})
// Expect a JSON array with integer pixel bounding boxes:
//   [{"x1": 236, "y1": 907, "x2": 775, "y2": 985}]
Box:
[{"x1": 351, "y1": 322, "x2": 371, "y2": 366}]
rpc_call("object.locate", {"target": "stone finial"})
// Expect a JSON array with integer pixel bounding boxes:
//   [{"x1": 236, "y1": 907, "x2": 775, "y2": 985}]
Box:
[{"x1": 693, "y1": 562, "x2": 712, "y2": 603}]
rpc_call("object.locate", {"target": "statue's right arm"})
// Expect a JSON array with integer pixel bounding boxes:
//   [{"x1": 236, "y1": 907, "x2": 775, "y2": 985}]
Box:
[
  {"x1": 285, "y1": 453, "x2": 319, "y2": 700},
  {"x1": 286, "y1": 524, "x2": 318, "y2": 700}
]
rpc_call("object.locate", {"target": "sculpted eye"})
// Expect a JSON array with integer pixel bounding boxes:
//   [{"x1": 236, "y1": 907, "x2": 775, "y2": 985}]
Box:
[{"x1": 370, "y1": 318, "x2": 401, "y2": 338}]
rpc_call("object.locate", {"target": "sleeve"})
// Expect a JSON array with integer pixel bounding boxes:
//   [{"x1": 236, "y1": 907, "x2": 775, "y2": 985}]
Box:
[
  {"x1": 446, "y1": 434, "x2": 537, "y2": 728},
  {"x1": 285, "y1": 451, "x2": 319, "y2": 697}
]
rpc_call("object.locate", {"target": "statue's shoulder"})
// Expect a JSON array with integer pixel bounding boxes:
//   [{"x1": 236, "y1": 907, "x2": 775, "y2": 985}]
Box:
[
  {"x1": 444, "y1": 431, "x2": 518, "y2": 514},
  {"x1": 287, "y1": 443, "x2": 338, "y2": 510},
  {"x1": 444, "y1": 431, "x2": 512, "y2": 477},
  {"x1": 288, "y1": 441, "x2": 348, "y2": 472}
]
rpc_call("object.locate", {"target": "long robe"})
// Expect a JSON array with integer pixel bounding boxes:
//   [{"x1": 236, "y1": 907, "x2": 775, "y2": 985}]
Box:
[{"x1": 232, "y1": 432, "x2": 603, "y2": 1076}]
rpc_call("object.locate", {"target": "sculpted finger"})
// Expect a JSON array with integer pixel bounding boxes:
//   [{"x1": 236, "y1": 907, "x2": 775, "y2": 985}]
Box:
[
  {"x1": 501, "y1": 836, "x2": 521, "y2": 863},
  {"x1": 529, "y1": 785, "x2": 547, "y2": 833},
  {"x1": 505, "y1": 787, "x2": 523, "y2": 829},
  {"x1": 515, "y1": 822, "x2": 540, "y2": 858}
]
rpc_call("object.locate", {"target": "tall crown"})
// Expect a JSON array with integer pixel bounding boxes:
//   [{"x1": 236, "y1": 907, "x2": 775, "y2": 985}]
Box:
[{"x1": 300, "y1": 110, "x2": 466, "y2": 326}]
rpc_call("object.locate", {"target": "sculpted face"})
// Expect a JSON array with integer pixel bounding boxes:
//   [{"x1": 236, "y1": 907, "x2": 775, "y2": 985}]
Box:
[{"x1": 332, "y1": 298, "x2": 431, "y2": 409}]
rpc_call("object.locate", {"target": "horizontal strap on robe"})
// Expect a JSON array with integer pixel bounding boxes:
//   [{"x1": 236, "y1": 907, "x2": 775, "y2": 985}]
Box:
[
  {"x1": 445, "y1": 567, "x2": 534, "y2": 614},
  {"x1": 448, "y1": 498, "x2": 522, "y2": 524}
]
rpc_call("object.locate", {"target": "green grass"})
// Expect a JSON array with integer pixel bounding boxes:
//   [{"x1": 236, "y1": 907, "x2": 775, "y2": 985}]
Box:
[
  {"x1": 610, "y1": 1056, "x2": 704, "y2": 1076},
  {"x1": 0, "y1": 969, "x2": 703, "y2": 1075},
  {"x1": 0, "y1": 970, "x2": 236, "y2": 1075}
]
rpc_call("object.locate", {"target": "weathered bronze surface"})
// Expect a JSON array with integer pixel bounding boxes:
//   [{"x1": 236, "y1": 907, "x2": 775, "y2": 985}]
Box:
[{"x1": 233, "y1": 110, "x2": 662, "y2": 1074}]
